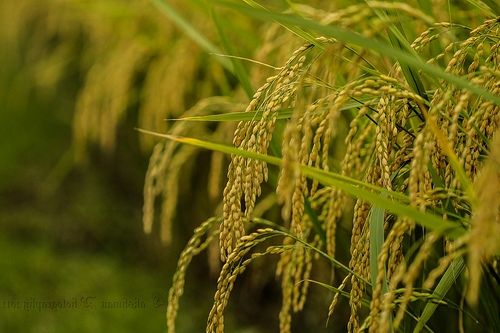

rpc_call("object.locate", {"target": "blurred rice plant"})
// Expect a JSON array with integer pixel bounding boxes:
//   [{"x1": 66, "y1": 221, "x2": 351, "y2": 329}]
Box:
[{"x1": 1, "y1": 0, "x2": 245, "y2": 155}]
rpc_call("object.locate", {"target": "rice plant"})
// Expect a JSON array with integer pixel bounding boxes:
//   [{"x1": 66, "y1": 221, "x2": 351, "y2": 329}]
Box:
[
  {"x1": 139, "y1": 1, "x2": 500, "y2": 332},
  {"x1": 1, "y1": 0, "x2": 240, "y2": 157},
  {"x1": 4, "y1": 0, "x2": 498, "y2": 332}
]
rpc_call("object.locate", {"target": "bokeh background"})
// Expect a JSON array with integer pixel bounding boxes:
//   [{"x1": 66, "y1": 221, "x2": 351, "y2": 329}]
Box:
[{"x1": 0, "y1": 1, "x2": 229, "y2": 332}]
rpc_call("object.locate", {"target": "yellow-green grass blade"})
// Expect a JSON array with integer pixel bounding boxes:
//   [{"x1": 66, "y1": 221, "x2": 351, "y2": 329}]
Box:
[
  {"x1": 370, "y1": 5, "x2": 430, "y2": 101},
  {"x1": 242, "y1": 0, "x2": 320, "y2": 48},
  {"x1": 210, "y1": 5, "x2": 254, "y2": 98},
  {"x1": 214, "y1": 0, "x2": 500, "y2": 105},
  {"x1": 275, "y1": 230, "x2": 368, "y2": 283},
  {"x1": 176, "y1": 107, "x2": 293, "y2": 122},
  {"x1": 304, "y1": 198, "x2": 326, "y2": 245},
  {"x1": 250, "y1": 217, "x2": 366, "y2": 281},
  {"x1": 175, "y1": 99, "x2": 365, "y2": 122},
  {"x1": 478, "y1": 270, "x2": 500, "y2": 332},
  {"x1": 464, "y1": 0, "x2": 497, "y2": 16},
  {"x1": 307, "y1": 279, "x2": 369, "y2": 307},
  {"x1": 150, "y1": 0, "x2": 233, "y2": 72},
  {"x1": 138, "y1": 129, "x2": 407, "y2": 202},
  {"x1": 413, "y1": 257, "x2": 465, "y2": 333},
  {"x1": 137, "y1": 129, "x2": 466, "y2": 239},
  {"x1": 308, "y1": 280, "x2": 436, "y2": 332},
  {"x1": 251, "y1": 217, "x2": 287, "y2": 232}
]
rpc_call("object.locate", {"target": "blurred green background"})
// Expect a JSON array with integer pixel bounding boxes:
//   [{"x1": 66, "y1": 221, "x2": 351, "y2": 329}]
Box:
[{"x1": 0, "y1": 2, "x2": 214, "y2": 332}]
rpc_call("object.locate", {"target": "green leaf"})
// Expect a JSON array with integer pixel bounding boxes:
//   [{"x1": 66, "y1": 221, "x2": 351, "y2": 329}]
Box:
[
  {"x1": 210, "y1": 5, "x2": 254, "y2": 98},
  {"x1": 307, "y1": 279, "x2": 369, "y2": 307},
  {"x1": 150, "y1": 0, "x2": 233, "y2": 72},
  {"x1": 251, "y1": 217, "x2": 367, "y2": 282},
  {"x1": 174, "y1": 99, "x2": 366, "y2": 122},
  {"x1": 413, "y1": 257, "x2": 465, "y2": 333},
  {"x1": 214, "y1": 0, "x2": 500, "y2": 105},
  {"x1": 137, "y1": 129, "x2": 466, "y2": 239},
  {"x1": 242, "y1": 0, "x2": 320, "y2": 47},
  {"x1": 370, "y1": 5, "x2": 429, "y2": 101},
  {"x1": 304, "y1": 198, "x2": 326, "y2": 245},
  {"x1": 478, "y1": 269, "x2": 500, "y2": 332},
  {"x1": 308, "y1": 279, "x2": 435, "y2": 332},
  {"x1": 177, "y1": 107, "x2": 294, "y2": 122},
  {"x1": 464, "y1": 0, "x2": 497, "y2": 16},
  {"x1": 276, "y1": 229, "x2": 367, "y2": 283}
]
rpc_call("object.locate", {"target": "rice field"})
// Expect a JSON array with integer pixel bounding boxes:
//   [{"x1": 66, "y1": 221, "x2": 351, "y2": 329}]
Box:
[{"x1": 1, "y1": 0, "x2": 499, "y2": 332}]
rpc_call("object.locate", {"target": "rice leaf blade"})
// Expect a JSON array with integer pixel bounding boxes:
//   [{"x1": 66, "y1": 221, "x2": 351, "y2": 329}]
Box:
[
  {"x1": 137, "y1": 129, "x2": 466, "y2": 238},
  {"x1": 150, "y1": 0, "x2": 233, "y2": 72},
  {"x1": 175, "y1": 99, "x2": 365, "y2": 122},
  {"x1": 413, "y1": 257, "x2": 465, "y2": 333},
  {"x1": 214, "y1": 0, "x2": 500, "y2": 105},
  {"x1": 370, "y1": 5, "x2": 429, "y2": 101},
  {"x1": 210, "y1": 5, "x2": 254, "y2": 98},
  {"x1": 464, "y1": 0, "x2": 497, "y2": 16}
]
